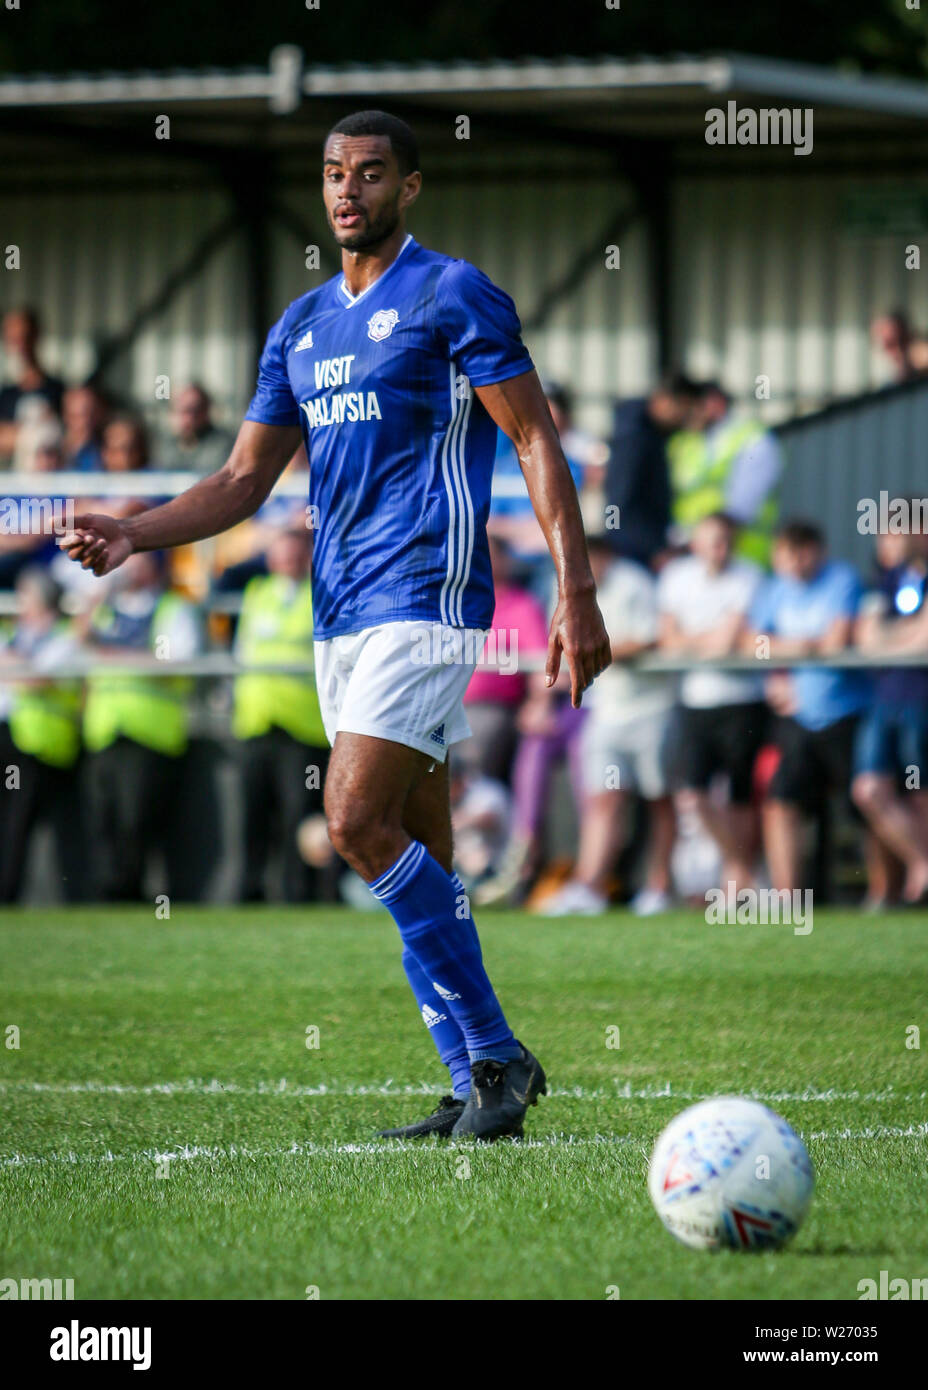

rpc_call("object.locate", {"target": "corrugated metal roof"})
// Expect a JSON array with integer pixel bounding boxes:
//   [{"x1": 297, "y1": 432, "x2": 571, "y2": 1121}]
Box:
[
  {"x1": 301, "y1": 54, "x2": 733, "y2": 97},
  {"x1": 0, "y1": 67, "x2": 273, "y2": 106},
  {"x1": 1, "y1": 50, "x2": 927, "y2": 119},
  {"x1": 0, "y1": 46, "x2": 303, "y2": 112},
  {"x1": 304, "y1": 51, "x2": 928, "y2": 113}
]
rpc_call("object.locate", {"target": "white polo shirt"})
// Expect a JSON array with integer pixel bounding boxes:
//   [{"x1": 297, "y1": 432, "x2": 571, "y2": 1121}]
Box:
[{"x1": 657, "y1": 555, "x2": 765, "y2": 708}]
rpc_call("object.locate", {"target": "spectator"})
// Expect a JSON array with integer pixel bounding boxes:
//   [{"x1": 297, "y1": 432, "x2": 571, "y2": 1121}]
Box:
[
  {"x1": 461, "y1": 535, "x2": 549, "y2": 785},
  {"x1": 659, "y1": 513, "x2": 767, "y2": 892},
  {"x1": 0, "y1": 426, "x2": 64, "y2": 584},
  {"x1": 450, "y1": 759, "x2": 512, "y2": 891},
  {"x1": 0, "y1": 307, "x2": 64, "y2": 463},
  {"x1": 160, "y1": 383, "x2": 235, "y2": 474},
  {"x1": 0, "y1": 567, "x2": 86, "y2": 901},
  {"x1": 232, "y1": 527, "x2": 329, "y2": 902},
  {"x1": 852, "y1": 524, "x2": 928, "y2": 905},
  {"x1": 746, "y1": 520, "x2": 868, "y2": 895},
  {"x1": 870, "y1": 311, "x2": 927, "y2": 384},
  {"x1": 474, "y1": 660, "x2": 587, "y2": 909},
  {"x1": 62, "y1": 385, "x2": 107, "y2": 472},
  {"x1": 908, "y1": 338, "x2": 928, "y2": 375},
  {"x1": 12, "y1": 415, "x2": 62, "y2": 473},
  {"x1": 541, "y1": 534, "x2": 676, "y2": 917},
  {"x1": 82, "y1": 550, "x2": 201, "y2": 900},
  {"x1": 488, "y1": 379, "x2": 585, "y2": 609},
  {"x1": 605, "y1": 373, "x2": 699, "y2": 571},
  {"x1": 101, "y1": 415, "x2": 149, "y2": 472},
  {"x1": 668, "y1": 381, "x2": 781, "y2": 567}
]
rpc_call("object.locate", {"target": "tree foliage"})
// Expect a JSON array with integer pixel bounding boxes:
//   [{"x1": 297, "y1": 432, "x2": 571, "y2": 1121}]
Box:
[{"x1": 0, "y1": 0, "x2": 926, "y2": 80}]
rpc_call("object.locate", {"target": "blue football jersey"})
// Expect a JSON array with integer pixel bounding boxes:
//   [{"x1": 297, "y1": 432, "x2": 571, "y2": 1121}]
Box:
[{"x1": 245, "y1": 235, "x2": 534, "y2": 640}]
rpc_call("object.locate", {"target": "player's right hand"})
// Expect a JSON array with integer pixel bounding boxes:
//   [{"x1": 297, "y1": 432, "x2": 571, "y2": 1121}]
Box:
[{"x1": 57, "y1": 513, "x2": 133, "y2": 577}]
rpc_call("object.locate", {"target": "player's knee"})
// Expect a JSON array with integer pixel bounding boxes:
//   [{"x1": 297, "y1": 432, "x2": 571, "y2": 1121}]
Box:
[
  {"x1": 325, "y1": 802, "x2": 398, "y2": 873},
  {"x1": 324, "y1": 803, "x2": 369, "y2": 861}
]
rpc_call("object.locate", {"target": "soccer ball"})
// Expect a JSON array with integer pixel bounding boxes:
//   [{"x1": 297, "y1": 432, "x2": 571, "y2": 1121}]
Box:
[{"x1": 647, "y1": 1097, "x2": 814, "y2": 1251}]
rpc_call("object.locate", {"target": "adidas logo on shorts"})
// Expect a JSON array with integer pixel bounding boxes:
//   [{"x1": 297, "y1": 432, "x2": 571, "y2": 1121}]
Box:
[{"x1": 429, "y1": 723, "x2": 446, "y2": 747}]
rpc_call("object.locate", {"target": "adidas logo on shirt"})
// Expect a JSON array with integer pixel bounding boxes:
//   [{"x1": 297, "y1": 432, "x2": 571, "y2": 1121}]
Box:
[
  {"x1": 421, "y1": 1003, "x2": 447, "y2": 1029},
  {"x1": 433, "y1": 981, "x2": 461, "y2": 1001},
  {"x1": 293, "y1": 329, "x2": 314, "y2": 352}
]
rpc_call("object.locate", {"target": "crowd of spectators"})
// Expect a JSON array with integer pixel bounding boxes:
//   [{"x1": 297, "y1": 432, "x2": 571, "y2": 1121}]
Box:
[
  {"x1": 1, "y1": 303, "x2": 927, "y2": 911},
  {"x1": 461, "y1": 374, "x2": 928, "y2": 915},
  {"x1": 0, "y1": 524, "x2": 326, "y2": 904}
]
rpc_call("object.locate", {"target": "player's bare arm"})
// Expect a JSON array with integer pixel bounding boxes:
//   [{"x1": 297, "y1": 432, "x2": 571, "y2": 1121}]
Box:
[
  {"x1": 475, "y1": 369, "x2": 611, "y2": 707},
  {"x1": 58, "y1": 420, "x2": 302, "y2": 577}
]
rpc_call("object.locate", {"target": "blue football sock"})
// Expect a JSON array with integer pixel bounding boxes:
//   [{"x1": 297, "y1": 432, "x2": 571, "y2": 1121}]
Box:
[
  {"x1": 370, "y1": 841, "x2": 519, "y2": 1061},
  {"x1": 400, "y1": 947, "x2": 471, "y2": 1099},
  {"x1": 445, "y1": 872, "x2": 520, "y2": 1065}
]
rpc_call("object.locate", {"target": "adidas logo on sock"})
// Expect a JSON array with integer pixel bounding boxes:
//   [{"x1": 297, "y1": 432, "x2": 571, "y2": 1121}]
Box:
[
  {"x1": 421, "y1": 1004, "x2": 447, "y2": 1028},
  {"x1": 433, "y1": 981, "x2": 462, "y2": 1001}
]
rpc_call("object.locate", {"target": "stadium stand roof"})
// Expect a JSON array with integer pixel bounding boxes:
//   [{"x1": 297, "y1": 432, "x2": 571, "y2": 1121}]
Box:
[
  {"x1": 2, "y1": 49, "x2": 928, "y2": 130},
  {"x1": 3, "y1": 50, "x2": 926, "y2": 431}
]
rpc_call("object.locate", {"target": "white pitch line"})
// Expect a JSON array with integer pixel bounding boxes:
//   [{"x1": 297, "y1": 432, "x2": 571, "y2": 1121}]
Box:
[
  {"x1": 1, "y1": 1079, "x2": 926, "y2": 1103},
  {"x1": 2, "y1": 1124, "x2": 926, "y2": 1173},
  {"x1": 807, "y1": 1123, "x2": 928, "y2": 1141},
  {"x1": 0, "y1": 1136, "x2": 634, "y2": 1169}
]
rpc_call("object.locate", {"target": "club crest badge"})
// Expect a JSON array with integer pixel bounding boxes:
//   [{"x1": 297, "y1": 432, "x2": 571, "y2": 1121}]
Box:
[{"x1": 367, "y1": 308, "x2": 399, "y2": 342}]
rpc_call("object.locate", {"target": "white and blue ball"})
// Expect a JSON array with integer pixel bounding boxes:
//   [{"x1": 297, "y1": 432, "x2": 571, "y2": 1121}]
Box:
[{"x1": 648, "y1": 1097, "x2": 814, "y2": 1251}]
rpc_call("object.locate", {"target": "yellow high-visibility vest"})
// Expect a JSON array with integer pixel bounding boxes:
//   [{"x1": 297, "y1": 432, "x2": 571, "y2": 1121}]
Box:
[
  {"x1": 232, "y1": 574, "x2": 327, "y2": 746},
  {"x1": 669, "y1": 417, "x2": 778, "y2": 565},
  {"x1": 83, "y1": 593, "x2": 194, "y2": 757},
  {"x1": 9, "y1": 622, "x2": 82, "y2": 769}
]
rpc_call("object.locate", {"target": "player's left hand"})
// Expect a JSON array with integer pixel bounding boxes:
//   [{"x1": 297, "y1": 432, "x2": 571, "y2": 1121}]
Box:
[{"x1": 545, "y1": 590, "x2": 611, "y2": 708}]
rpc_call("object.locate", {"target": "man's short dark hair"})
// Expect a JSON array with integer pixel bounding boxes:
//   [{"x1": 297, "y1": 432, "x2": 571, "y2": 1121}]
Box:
[
  {"x1": 696, "y1": 379, "x2": 731, "y2": 406},
  {"x1": 541, "y1": 379, "x2": 573, "y2": 417},
  {"x1": 326, "y1": 111, "x2": 420, "y2": 177},
  {"x1": 185, "y1": 381, "x2": 212, "y2": 409},
  {"x1": 658, "y1": 371, "x2": 701, "y2": 400},
  {"x1": 776, "y1": 519, "x2": 825, "y2": 550}
]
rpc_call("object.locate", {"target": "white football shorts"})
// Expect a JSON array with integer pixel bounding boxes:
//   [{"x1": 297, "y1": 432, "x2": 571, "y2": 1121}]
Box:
[{"x1": 313, "y1": 621, "x2": 489, "y2": 763}]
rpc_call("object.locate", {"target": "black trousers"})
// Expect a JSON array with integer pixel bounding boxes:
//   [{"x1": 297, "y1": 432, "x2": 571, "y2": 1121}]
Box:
[
  {"x1": 86, "y1": 737, "x2": 181, "y2": 901},
  {"x1": 0, "y1": 725, "x2": 87, "y2": 903},
  {"x1": 239, "y1": 729, "x2": 329, "y2": 902}
]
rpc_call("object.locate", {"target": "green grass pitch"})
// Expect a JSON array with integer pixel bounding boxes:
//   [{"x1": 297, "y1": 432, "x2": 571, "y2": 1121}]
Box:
[{"x1": 0, "y1": 907, "x2": 925, "y2": 1300}]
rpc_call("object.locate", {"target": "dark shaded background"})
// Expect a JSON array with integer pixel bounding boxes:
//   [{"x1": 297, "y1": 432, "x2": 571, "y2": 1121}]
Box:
[{"x1": 1, "y1": 0, "x2": 926, "y2": 78}]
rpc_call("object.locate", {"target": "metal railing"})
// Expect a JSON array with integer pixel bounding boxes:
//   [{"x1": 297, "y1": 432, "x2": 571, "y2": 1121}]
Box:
[
  {"x1": 0, "y1": 468, "x2": 530, "y2": 499},
  {"x1": 0, "y1": 650, "x2": 925, "y2": 681},
  {"x1": 2, "y1": 474, "x2": 925, "y2": 676}
]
